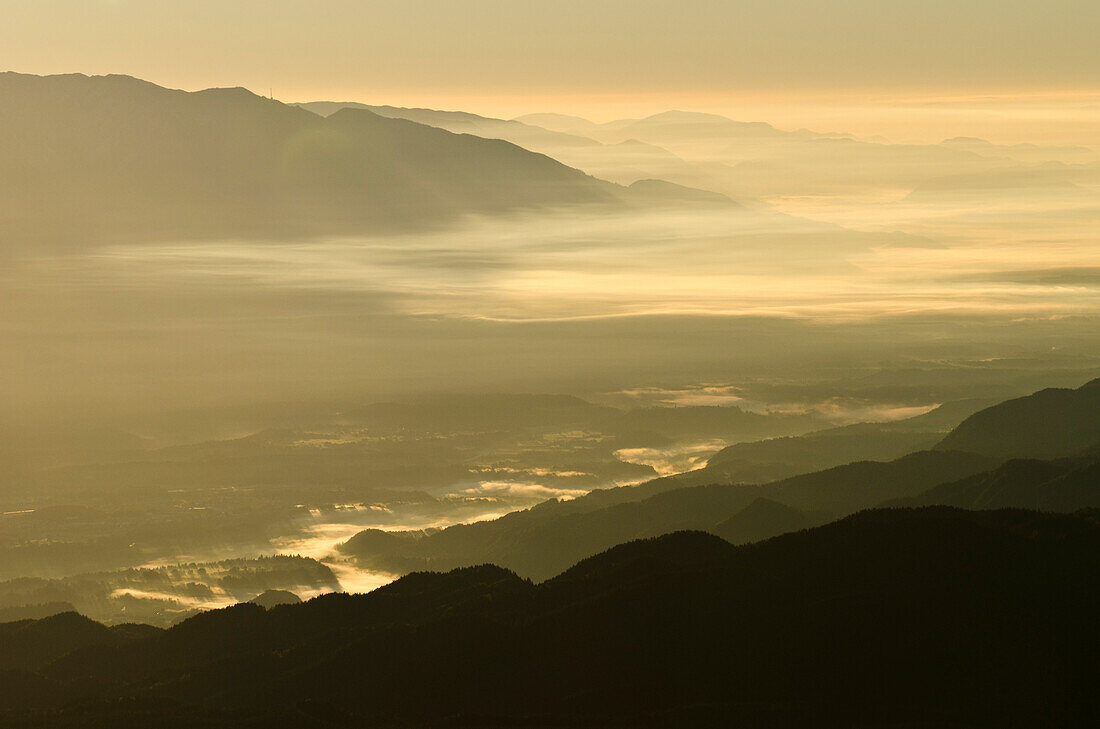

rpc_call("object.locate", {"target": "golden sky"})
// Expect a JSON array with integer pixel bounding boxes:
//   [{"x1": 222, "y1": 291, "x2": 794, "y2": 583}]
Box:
[{"x1": 3, "y1": 1, "x2": 1099, "y2": 141}]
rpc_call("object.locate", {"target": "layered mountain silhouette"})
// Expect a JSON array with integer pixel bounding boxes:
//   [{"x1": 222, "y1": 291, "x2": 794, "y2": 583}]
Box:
[
  {"x1": 936, "y1": 378, "x2": 1100, "y2": 459},
  {"x1": 296, "y1": 101, "x2": 603, "y2": 151},
  {"x1": 340, "y1": 449, "x2": 996, "y2": 580},
  {"x1": 296, "y1": 101, "x2": 740, "y2": 197},
  {"x1": 2, "y1": 508, "x2": 1096, "y2": 727},
  {"x1": 0, "y1": 73, "x2": 634, "y2": 247},
  {"x1": 696, "y1": 397, "x2": 993, "y2": 484},
  {"x1": 891, "y1": 456, "x2": 1100, "y2": 511},
  {"x1": 516, "y1": 109, "x2": 1043, "y2": 201},
  {"x1": 519, "y1": 109, "x2": 792, "y2": 142},
  {"x1": 711, "y1": 497, "x2": 815, "y2": 543},
  {"x1": 339, "y1": 379, "x2": 1100, "y2": 580},
  {"x1": 939, "y1": 136, "x2": 1098, "y2": 164}
]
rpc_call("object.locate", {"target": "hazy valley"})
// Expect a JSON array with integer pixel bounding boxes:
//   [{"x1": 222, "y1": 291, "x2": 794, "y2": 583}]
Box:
[{"x1": 2, "y1": 59, "x2": 1099, "y2": 727}]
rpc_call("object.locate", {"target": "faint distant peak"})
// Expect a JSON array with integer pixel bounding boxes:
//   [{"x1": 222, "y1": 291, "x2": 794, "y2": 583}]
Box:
[
  {"x1": 513, "y1": 112, "x2": 599, "y2": 131},
  {"x1": 249, "y1": 589, "x2": 302, "y2": 609},
  {"x1": 942, "y1": 136, "x2": 991, "y2": 145},
  {"x1": 193, "y1": 85, "x2": 263, "y2": 99},
  {"x1": 641, "y1": 109, "x2": 738, "y2": 124}
]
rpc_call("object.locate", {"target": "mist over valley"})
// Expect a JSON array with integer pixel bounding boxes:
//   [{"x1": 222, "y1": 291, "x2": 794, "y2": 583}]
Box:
[{"x1": 2, "y1": 12, "x2": 1099, "y2": 721}]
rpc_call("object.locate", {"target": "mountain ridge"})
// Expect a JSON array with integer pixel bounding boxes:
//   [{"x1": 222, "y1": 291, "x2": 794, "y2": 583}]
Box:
[
  {"x1": 0, "y1": 72, "x2": 629, "y2": 248},
  {"x1": 935, "y1": 378, "x2": 1100, "y2": 458},
  {"x1": 3, "y1": 507, "x2": 1096, "y2": 727}
]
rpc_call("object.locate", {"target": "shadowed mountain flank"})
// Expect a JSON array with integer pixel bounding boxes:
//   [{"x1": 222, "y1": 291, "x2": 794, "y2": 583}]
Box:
[
  {"x1": 296, "y1": 101, "x2": 752, "y2": 199},
  {"x1": 248, "y1": 590, "x2": 301, "y2": 609},
  {"x1": 891, "y1": 456, "x2": 1100, "y2": 511},
  {"x1": 935, "y1": 378, "x2": 1100, "y2": 459},
  {"x1": 339, "y1": 449, "x2": 997, "y2": 580},
  {"x1": 0, "y1": 73, "x2": 625, "y2": 248},
  {"x1": 711, "y1": 497, "x2": 815, "y2": 544},
  {"x1": 331, "y1": 382, "x2": 1095, "y2": 582},
  {"x1": 673, "y1": 397, "x2": 995, "y2": 487}
]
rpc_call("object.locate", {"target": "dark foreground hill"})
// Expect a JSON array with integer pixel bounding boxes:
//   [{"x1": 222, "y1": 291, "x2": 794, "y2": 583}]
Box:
[
  {"x1": 2, "y1": 507, "x2": 1096, "y2": 727},
  {"x1": 0, "y1": 612, "x2": 158, "y2": 672},
  {"x1": 0, "y1": 72, "x2": 626, "y2": 248}
]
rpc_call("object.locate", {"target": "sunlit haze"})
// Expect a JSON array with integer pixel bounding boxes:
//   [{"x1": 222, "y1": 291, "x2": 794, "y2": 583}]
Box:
[
  {"x1": 5, "y1": 1, "x2": 1100, "y2": 141},
  {"x1": 1, "y1": 4, "x2": 1098, "y2": 726}
]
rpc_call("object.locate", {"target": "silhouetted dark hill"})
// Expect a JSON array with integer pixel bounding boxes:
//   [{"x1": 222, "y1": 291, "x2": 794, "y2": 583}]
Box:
[
  {"x1": 365, "y1": 564, "x2": 533, "y2": 622},
  {"x1": 712, "y1": 497, "x2": 815, "y2": 543},
  {"x1": 0, "y1": 611, "x2": 158, "y2": 672},
  {"x1": 248, "y1": 590, "x2": 301, "y2": 609},
  {"x1": 936, "y1": 378, "x2": 1100, "y2": 459},
  {"x1": 544, "y1": 530, "x2": 737, "y2": 587},
  {"x1": 889, "y1": 456, "x2": 1100, "y2": 511},
  {"x1": 0, "y1": 612, "x2": 109, "y2": 672},
  {"x1": 2, "y1": 508, "x2": 1096, "y2": 727},
  {"x1": 0, "y1": 73, "x2": 624, "y2": 247}
]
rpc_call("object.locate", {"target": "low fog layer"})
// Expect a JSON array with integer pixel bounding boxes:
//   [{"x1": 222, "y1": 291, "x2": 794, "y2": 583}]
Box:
[{"x1": 3, "y1": 203, "x2": 1097, "y2": 419}]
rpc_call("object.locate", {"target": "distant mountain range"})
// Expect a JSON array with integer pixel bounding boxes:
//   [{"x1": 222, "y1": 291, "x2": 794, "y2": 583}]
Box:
[
  {"x1": 295, "y1": 101, "x2": 604, "y2": 151},
  {"x1": 2, "y1": 507, "x2": 1096, "y2": 727},
  {"x1": 517, "y1": 109, "x2": 797, "y2": 142},
  {"x1": 295, "y1": 101, "x2": 742, "y2": 196},
  {"x1": 304, "y1": 103, "x2": 1075, "y2": 204},
  {"x1": 10, "y1": 73, "x2": 1084, "y2": 254},
  {"x1": 3, "y1": 73, "x2": 1093, "y2": 250},
  {"x1": 0, "y1": 73, "x2": 732, "y2": 249},
  {"x1": 940, "y1": 136, "x2": 1099, "y2": 164},
  {"x1": 514, "y1": 109, "x2": 1100, "y2": 201}
]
